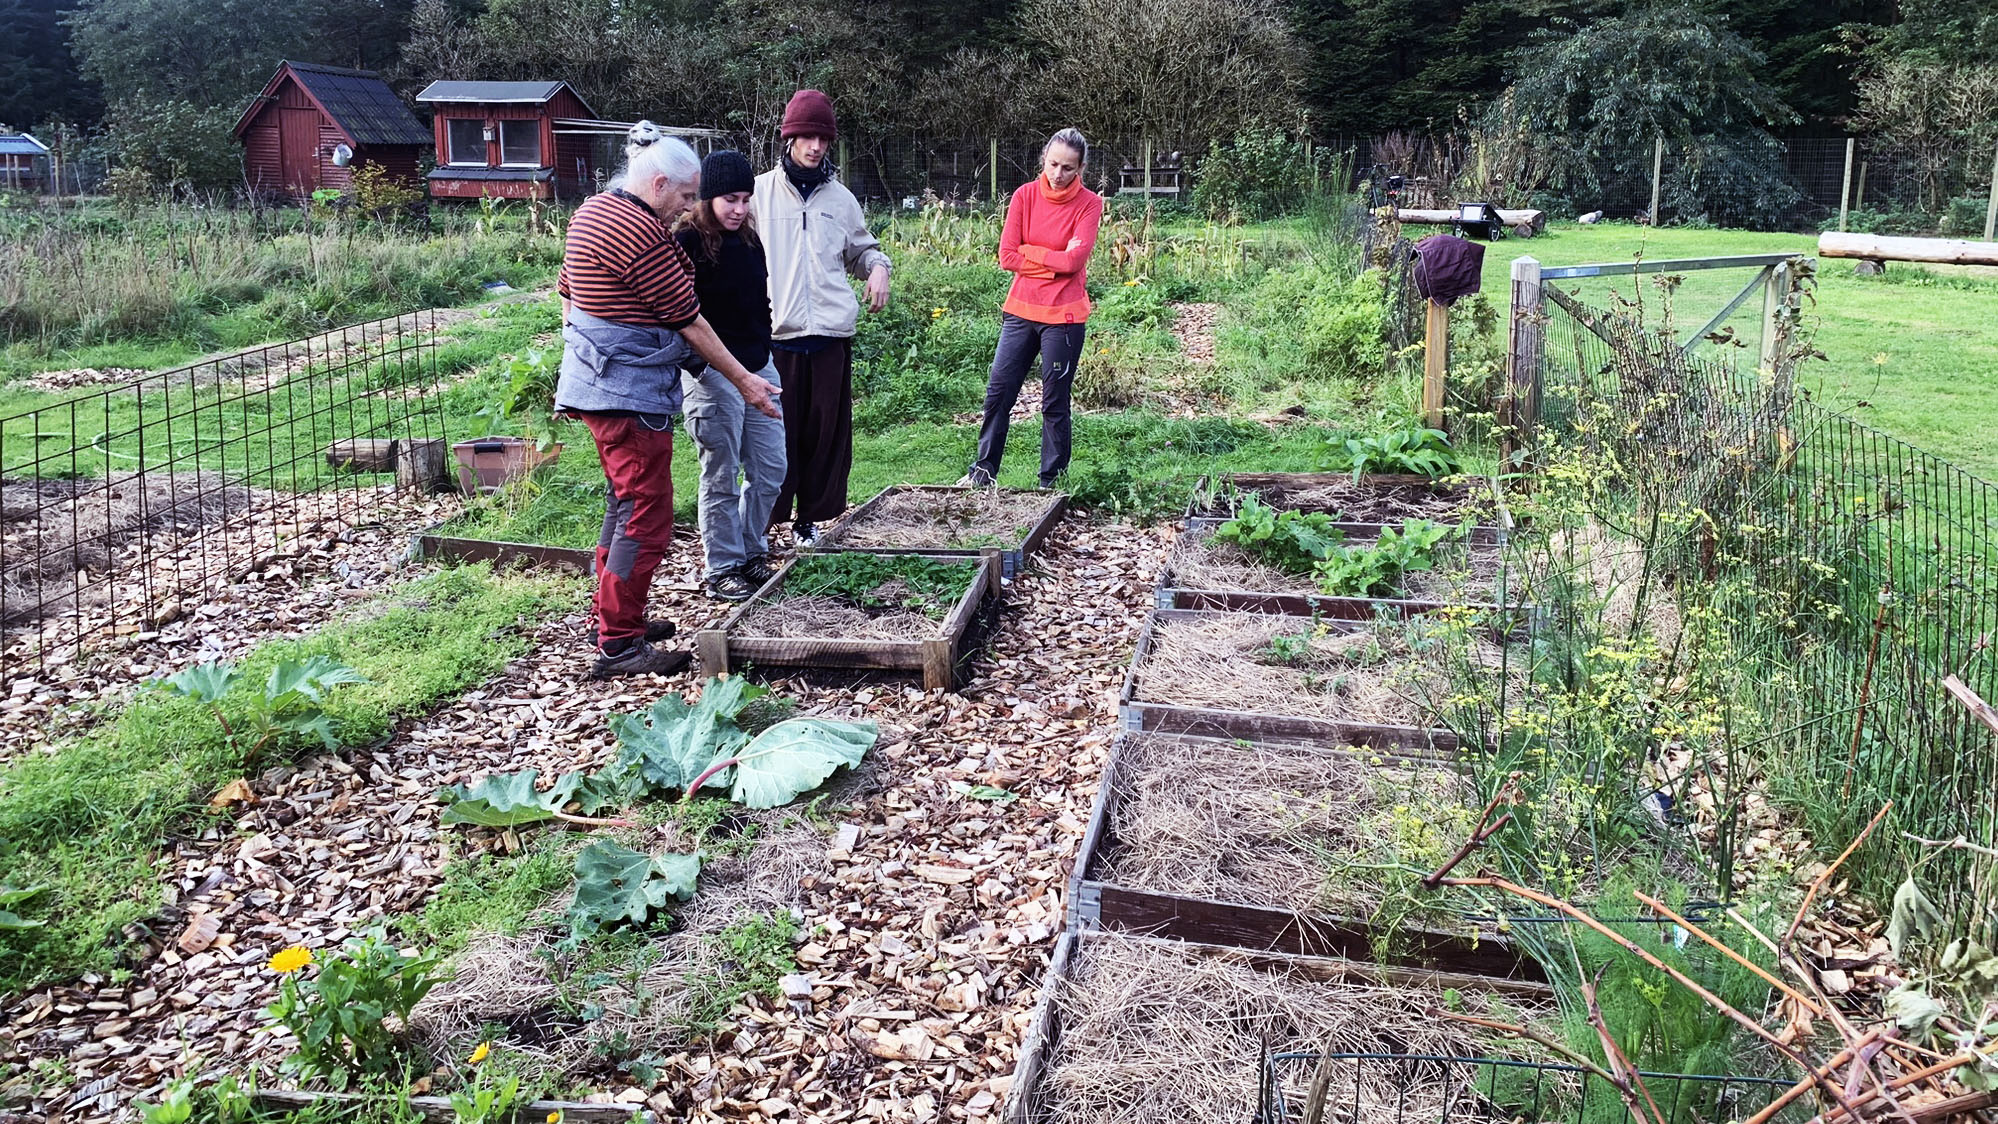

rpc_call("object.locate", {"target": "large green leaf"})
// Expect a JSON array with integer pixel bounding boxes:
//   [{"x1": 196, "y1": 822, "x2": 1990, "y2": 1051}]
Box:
[
  {"x1": 437, "y1": 769, "x2": 580, "y2": 827},
  {"x1": 155, "y1": 661, "x2": 239, "y2": 703},
  {"x1": 567, "y1": 840, "x2": 700, "y2": 936},
  {"x1": 0, "y1": 883, "x2": 44, "y2": 931},
  {"x1": 722, "y1": 719, "x2": 877, "y2": 809},
  {"x1": 265, "y1": 656, "x2": 368, "y2": 704},
  {"x1": 609, "y1": 676, "x2": 764, "y2": 794}
]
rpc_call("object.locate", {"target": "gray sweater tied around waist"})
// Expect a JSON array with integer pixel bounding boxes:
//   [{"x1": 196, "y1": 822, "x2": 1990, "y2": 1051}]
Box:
[{"x1": 555, "y1": 307, "x2": 691, "y2": 416}]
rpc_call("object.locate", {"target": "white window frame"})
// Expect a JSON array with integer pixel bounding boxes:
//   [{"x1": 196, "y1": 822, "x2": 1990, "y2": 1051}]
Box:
[
  {"x1": 497, "y1": 119, "x2": 541, "y2": 168},
  {"x1": 445, "y1": 118, "x2": 487, "y2": 167}
]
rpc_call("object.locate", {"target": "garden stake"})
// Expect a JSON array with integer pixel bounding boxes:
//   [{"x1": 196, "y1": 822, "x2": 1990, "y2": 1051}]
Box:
[{"x1": 1840, "y1": 585, "x2": 1893, "y2": 800}]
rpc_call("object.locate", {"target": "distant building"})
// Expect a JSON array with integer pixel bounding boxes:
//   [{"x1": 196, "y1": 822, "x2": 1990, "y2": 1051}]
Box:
[
  {"x1": 233, "y1": 61, "x2": 430, "y2": 199},
  {"x1": 0, "y1": 132, "x2": 51, "y2": 192},
  {"x1": 416, "y1": 81, "x2": 603, "y2": 201}
]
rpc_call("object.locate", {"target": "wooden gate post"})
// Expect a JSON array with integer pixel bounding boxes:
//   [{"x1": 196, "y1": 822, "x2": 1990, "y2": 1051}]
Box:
[
  {"x1": 1502, "y1": 256, "x2": 1543, "y2": 467},
  {"x1": 1423, "y1": 299, "x2": 1448, "y2": 431},
  {"x1": 1984, "y1": 140, "x2": 1998, "y2": 242},
  {"x1": 989, "y1": 136, "x2": 999, "y2": 203},
  {"x1": 1648, "y1": 137, "x2": 1665, "y2": 224},
  {"x1": 1839, "y1": 138, "x2": 1856, "y2": 233},
  {"x1": 1760, "y1": 260, "x2": 1796, "y2": 372}
]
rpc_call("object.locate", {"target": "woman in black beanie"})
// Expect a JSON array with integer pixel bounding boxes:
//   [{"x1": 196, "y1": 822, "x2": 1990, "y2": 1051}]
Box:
[{"x1": 674, "y1": 149, "x2": 787, "y2": 601}]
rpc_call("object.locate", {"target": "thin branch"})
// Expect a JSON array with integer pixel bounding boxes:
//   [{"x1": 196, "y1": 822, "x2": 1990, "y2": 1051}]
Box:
[
  {"x1": 1786, "y1": 801, "x2": 1893, "y2": 947},
  {"x1": 550, "y1": 810, "x2": 634, "y2": 828},
  {"x1": 1425, "y1": 1008, "x2": 1621, "y2": 1087},
  {"x1": 1741, "y1": 1033, "x2": 1880, "y2": 1124},
  {"x1": 1635, "y1": 891, "x2": 1826, "y2": 1018},
  {"x1": 1902, "y1": 832, "x2": 1998, "y2": 861}
]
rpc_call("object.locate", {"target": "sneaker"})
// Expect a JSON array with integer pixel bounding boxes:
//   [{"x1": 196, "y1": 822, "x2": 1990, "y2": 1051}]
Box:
[
  {"x1": 1037, "y1": 477, "x2": 1058, "y2": 492},
  {"x1": 590, "y1": 639, "x2": 693, "y2": 679},
  {"x1": 961, "y1": 467, "x2": 996, "y2": 488},
  {"x1": 588, "y1": 619, "x2": 676, "y2": 648},
  {"x1": 705, "y1": 571, "x2": 759, "y2": 602},
  {"x1": 793, "y1": 521, "x2": 819, "y2": 546},
  {"x1": 738, "y1": 555, "x2": 777, "y2": 586}
]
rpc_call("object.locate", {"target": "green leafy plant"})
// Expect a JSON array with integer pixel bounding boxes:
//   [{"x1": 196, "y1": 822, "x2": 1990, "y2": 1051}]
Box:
[
  {"x1": 566, "y1": 840, "x2": 702, "y2": 939},
  {"x1": 136, "y1": 1079, "x2": 193, "y2": 1124},
  {"x1": 1213, "y1": 494, "x2": 1346, "y2": 574},
  {"x1": 0, "y1": 883, "x2": 45, "y2": 931},
  {"x1": 477, "y1": 348, "x2": 567, "y2": 452},
  {"x1": 1258, "y1": 626, "x2": 1318, "y2": 666},
  {"x1": 265, "y1": 931, "x2": 445, "y2": 1088},
  {"x1": 1312, "y1": 518, "x2": 1461, "y2": 597},
  {"x1": 1334, "y1": 427, "x2": 1462, "y2": 480},
  {"x1": 151, "y1": 656, "x2": 368, "y2": 763},
  {"x1": 783, "y1": 553, "x2": 974, "y2": 618}
]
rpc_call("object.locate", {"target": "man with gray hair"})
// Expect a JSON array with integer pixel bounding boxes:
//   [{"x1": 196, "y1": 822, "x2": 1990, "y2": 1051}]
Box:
[{"x1": 557, "y1": 122, "x2": 782, "y2": 678}]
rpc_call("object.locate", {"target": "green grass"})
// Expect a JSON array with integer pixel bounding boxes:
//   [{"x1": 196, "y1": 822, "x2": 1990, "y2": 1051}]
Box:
[
  {"x1": 1479, "y1": 222, "x2": 1998, "y2": 480},
  {"x1": 0, "y1": 565, "x2": 579, "y2": 993}
]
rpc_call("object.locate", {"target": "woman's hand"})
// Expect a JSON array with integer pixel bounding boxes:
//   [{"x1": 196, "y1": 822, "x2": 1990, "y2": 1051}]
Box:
[
  {"x1": 682, "y1": 316, "x2": 783, "y2": 419},
  {"x1": 865, "y1": 264, "x2": 891, "y2": 313}
]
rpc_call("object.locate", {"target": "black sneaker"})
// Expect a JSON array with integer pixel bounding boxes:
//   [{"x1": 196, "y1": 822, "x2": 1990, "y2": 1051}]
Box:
[
  {"x1": 960, "y1": 467, "x2": 996, "y2": 488},
  {"x1": 588, "y1": 619, "x2": 677, "y2": 648},
  {"x1": 738, "y1": 555, "x2": 776, "y2": 586},
  {"x1": 590, "y1": 639, "x2": 693, "y2": 679},
  {"x1": 705, "y1": 571, "x2": 758, "y2": 602},
  {"x1": 793, "y1": 521, "x2": 819, "y2": 546}
]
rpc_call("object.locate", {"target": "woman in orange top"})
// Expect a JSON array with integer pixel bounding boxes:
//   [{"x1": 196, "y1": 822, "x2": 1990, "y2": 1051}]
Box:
[{"x1": 966, "y1": 128, "x2": 1104, "y2": 489}]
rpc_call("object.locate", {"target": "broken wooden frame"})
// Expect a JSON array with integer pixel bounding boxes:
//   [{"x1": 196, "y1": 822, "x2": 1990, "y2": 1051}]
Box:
[
  {"x1": 1005, "y1": 930, "x2": 1553, "y2": 1124},
  {"x1": 695, "y1": 550, "x2": 1002, "y2": 691},
  {"x1": 1184, "y1": 473, "x2": 1498, "y2": 532},
  {"x1": 1116, "y1": 609, "x2": 1465, "y2": 756},
  {"x1": 1066, "y1": 731, "x2": 1542, "y2": 980},
  {"x1": 407, "y1": 524, "x2": 595, "y2": 573},
  {"x1": 809, "y1": 484, "x2": 1068, "y2": 578}
]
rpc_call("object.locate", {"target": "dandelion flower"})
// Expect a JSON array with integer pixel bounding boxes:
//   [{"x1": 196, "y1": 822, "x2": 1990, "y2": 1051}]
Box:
[
  {"x1": 547, "y1": 1113, "x2": 563, "y2": 1123},
  {"x1": 468, "y1": 1041, "x2": 491, "y2": 1065},
  {"x1": 1124, "y1": 278, "x2": 1141, "y2": 287},
  {"x1": 268, "y1": 946, "x2": 313, "y2": 974}
]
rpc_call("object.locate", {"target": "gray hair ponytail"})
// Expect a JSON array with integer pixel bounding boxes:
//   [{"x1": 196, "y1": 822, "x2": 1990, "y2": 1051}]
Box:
[
  {"x1": 610, "y1": 120, "x2": 700, "y2": 191},
  {"x1": 1044, "y1": 127, "x2": 1088, "y2": 167}
]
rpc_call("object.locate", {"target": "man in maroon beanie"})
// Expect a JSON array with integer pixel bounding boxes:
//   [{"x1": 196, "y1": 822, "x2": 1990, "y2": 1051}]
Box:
[{"x1": 752, "y1": 89, "x2": 892, "y2": 545}]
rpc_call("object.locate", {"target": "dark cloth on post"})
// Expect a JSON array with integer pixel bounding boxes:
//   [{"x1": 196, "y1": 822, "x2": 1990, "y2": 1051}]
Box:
[
  {"x1": 1412, "y1": 234, "x2": 1485, "y2": 305},
  {"x1": 672, "y1": 227, "x2": 771, "y2": 372},
  {"x1": 973, "y1": 313, "x2": 1086, "y2": 486},
  {"x1": 770, "y1": 338, "x2": 854, "y2": 524},
  {"x1": 583, "y1": 413, "x2": 676, "y2": 648}
]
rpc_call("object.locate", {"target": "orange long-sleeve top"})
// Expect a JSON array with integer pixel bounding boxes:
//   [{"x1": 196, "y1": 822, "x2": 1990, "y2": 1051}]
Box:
[{"x1": 998, "y1": 175, "x2": 1105, "y2": 324}]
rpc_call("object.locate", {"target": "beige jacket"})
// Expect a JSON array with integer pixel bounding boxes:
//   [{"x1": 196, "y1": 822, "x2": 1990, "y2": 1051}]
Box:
[{"x1": 752, "y1": 168, "x2": 891, "y2": 340}]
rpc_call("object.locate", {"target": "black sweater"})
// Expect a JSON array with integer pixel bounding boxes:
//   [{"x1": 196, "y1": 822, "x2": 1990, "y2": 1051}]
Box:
[{"x1": 672, "y1": 225, "x2": 772, "y2": 372}]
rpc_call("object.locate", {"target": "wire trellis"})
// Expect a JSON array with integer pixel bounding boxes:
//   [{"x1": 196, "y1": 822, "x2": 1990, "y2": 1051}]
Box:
[{"x1": 0, "y1": 311, "x2": 447, "y2": 680}]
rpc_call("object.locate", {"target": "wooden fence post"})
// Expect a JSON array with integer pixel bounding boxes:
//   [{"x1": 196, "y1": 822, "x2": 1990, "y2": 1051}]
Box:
[
  {"x1": 989, "y1": 136, "x2": 998, "y2": 203},
  {"x1": 1839, "y1": 138, "x2": 1856, "y2": 233},
  {"x1": 1760, "y1": 260, "x2": 1794, "y2": 372},
  {"x1": 1503, "y1": 256, "x2": 1543, "y2": 467},
  {"x1": 1142, "y1": 138, "x2": 1153, "y2": 196},
  {"x1": 1856, "y1": 161, "x2": 1869, "y2": 211},
  {"x1": 1423, "y1": 299, "x2": 1448, "y2": 431},
  {"x1": 1984, "y1": 140, "x2": 1998, "y2": 242},
  {"x1": 1648, "y1": 137, "x2": 1664, "y2": 224}
]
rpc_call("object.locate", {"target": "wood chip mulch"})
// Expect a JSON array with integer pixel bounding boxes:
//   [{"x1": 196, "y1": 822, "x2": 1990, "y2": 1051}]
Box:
[{"x1": 2, "y1": 510, "x2": 1174, "y2": 1124}]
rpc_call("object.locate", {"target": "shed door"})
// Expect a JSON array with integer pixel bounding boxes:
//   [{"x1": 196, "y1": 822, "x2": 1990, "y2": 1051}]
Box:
[{"x1": 280, "y1": 107, "x2": 320, "y2": 192}]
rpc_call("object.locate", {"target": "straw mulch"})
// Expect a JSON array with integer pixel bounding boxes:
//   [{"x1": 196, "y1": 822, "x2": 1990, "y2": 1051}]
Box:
[
  {"x1": 1198, "y1": 479, "x2": 1490, "y2": 525},
  {"x1": 734, "y1": 593, "x2": 943, "y2": 641},
  {"x1": 1100, "y1": 734, "x2": 1474, "y2": 919},
  {"x1": 823, "y1": 487, "x2": 1053, "y2": 550},
  {"x1": 1133, "y1": 613, "x2": 1504, "y2": 725},
  {"x1": 1165, "y1": 533, "x2": 1511, "y2": 603},
  {"x1": 1040, "y1": 932, "x2": 1556, "y2": 1124}
]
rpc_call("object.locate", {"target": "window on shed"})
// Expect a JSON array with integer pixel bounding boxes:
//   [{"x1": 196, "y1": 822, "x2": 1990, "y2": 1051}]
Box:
[
  {"x1": 446, "y1": 119, "x2": 487, "y2": 165},
  {"x1": 498, "y1": 120, "x2": 541, "y2": 166}
]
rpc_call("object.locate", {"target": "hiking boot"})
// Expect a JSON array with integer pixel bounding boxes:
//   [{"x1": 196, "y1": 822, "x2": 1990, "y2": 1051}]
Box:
[
  {"x1": 590, "y1": 639, "x2": 693, "y2": 679},
  {"x1": 588, "y1": 619, "x2": 676, "y2": 648},
  {"x1": 705, "y1": 571, "x2": 758, "y2": 602},
  {"x1": 738, "y1": 555, "x2": 777, "y2": 586},
  {"x1": 793, "y1": 521, "x2": 819, "y2": 546}
]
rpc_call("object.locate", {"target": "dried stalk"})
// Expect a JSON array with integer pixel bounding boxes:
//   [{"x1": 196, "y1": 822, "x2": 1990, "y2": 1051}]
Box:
[
  {"x1": 1422, "y1": 779, "x2": 1518, "y2": 889},
  {"x1": 1740, "y1": 1032, "x2": 1882, "y2": 1124},
  {"x1": 1633, "y1": 891, "x2": 1826, "y2": 1017},
  {"x1": 1785, "y1": 801, "x2": 1893, "y2": 946},
  {"x1": 1583, "y1": 970, "x2": 1668, "y2": 1124},
  {"x1": 1426, "y1": 1008, "x2": 1621, "y2": 1087},
  {"x1": 1841, "y1": 587, "x2": 1892, "y2": 800}
]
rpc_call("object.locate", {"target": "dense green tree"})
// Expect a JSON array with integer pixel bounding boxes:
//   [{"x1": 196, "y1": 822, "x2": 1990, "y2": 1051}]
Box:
[{"x1": 0, "y1": 0, "x2": 100, "y2": 126}]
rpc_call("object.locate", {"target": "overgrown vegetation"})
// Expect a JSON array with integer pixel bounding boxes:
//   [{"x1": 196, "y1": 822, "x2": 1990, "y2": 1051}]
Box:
[{"x1": 782, "y1": 553, "x2": 976, "y2": 618}]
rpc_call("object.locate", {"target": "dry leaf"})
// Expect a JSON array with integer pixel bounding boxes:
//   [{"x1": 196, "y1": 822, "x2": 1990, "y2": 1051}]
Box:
[{"x1": 207, "y1": 778, "x2": 256, "y2": 811}]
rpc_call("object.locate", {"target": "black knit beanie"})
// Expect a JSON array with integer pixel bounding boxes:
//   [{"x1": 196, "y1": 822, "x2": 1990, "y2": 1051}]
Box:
[{"x1": 699, "y1": 149, "x2": 755, "y2": 200}]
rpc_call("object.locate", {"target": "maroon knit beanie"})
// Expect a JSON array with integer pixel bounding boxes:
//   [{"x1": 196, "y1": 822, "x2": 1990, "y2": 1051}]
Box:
[{"x1": 780, "y1": 89, "x2": 838, "y2": 141}]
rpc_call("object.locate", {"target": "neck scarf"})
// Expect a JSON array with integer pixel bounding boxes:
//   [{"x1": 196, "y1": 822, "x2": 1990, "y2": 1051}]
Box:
[
  {"x1": 1038, "y1": 173, "x2": 1082, "y2": 205},
  {"x1": 783, "y1": 151, "x2": 835, "y2": 199}
]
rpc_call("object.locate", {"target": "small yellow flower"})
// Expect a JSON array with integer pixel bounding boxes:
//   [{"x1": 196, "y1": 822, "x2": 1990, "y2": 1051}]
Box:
[
  {"x1": 468, "y1": 1041, "x2": 491, "y2": 1065},
  {"x1": 268, "y1": 945, "x2": 313, "y2": 974},
  {"x1": 1123, "y1": 279, "x2": 1141, "y2": 287},
  {"x1": 1873, "y1": 353, "x2": 1888, "y2": 366},
  {"x1": 546, "y1": 1113, "x2": 562, "y2": 1123}
]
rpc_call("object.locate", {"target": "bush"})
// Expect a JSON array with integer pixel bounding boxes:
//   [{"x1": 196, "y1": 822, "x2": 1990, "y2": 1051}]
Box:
[
  {"x1": 1237, "y1": 267, "x2": 1387, "y2": 380},
  {"x1": 1941, "y1": 194, "x2": 1991, "y2": 237},
  {"x1": 1193, "y1": 128, "x2": 1322, "y2": 223},
  {"x1": 105, "y1": 97, "x2": 242, "y2": 194}
]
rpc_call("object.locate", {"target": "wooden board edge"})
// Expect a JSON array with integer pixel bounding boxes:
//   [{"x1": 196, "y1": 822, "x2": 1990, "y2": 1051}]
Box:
[
  {"x1": 1019, "y1": 492, "x2": 1070, "y2": 560},
  {"x1": 252, "y1": 1089, "x2": 635, "y2": 1123},
  {"x1": 413, "y1": 533, "x2": 594, "y2": 572},
  {"x1": 1121, "y1": 700, "x2": 1461, "y2": 759}
]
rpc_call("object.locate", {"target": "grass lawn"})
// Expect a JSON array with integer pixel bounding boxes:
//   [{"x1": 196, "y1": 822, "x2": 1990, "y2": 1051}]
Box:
[{"x1": 1479, "y1": 223, "x2": 1998, "y2": 480}]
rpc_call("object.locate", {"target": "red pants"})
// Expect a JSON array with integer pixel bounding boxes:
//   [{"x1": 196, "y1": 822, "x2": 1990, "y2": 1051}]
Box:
[{"x1": 584, "y1": 414, "x2": 675, "y2": 648}]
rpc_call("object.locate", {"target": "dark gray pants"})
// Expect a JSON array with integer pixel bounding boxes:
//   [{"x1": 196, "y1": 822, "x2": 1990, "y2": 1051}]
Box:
[{"x1": 972, "y1": 313, "x2": 1086, "y2": 485}]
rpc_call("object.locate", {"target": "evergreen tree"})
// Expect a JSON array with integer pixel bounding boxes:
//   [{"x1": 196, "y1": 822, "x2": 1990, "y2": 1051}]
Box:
[{"x1": 0, "y1": 0, "x2": 101, "y2": 126}]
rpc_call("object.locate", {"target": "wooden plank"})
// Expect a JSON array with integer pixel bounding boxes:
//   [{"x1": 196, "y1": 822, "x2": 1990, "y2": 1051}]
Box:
[
  {"x1": 253, "y1": 1089, "x2": 636, "y2": 1123},
  {"x1": 694, "y1": 628, "x2": 728, "y2": 676},
  {"x1": 814, "y1": 485, "x2": 1065, "y2": 577},
  {"x1": 1395, "y1": 207, "x2": 1545, "y2": 235},
  {"x1": 1943, "y1": 675, "x2": 1998, "y2": 736},
  {"x1": 396, "y1": 437, "x2": 449, "y2": 493},
  {"x1": 1003, "y1": 930, "x2": 1076, "y2": 1124},
  {"x1": 413, "y1": 532, "x2": 593, "y2": 573},
  {"x1": 921, "y1": 637, "x2": 953, "y2": 691},
  {"x1": 1159, "y1": 588, "x2": 1527, "y2": 631},
  {"x1": 326, "y1": 437, "x2": 397, "y2": 471},
  {"x1": 1182, "y1": 517, "x2": 1506, "y2": 546},
  {"x1": 1817, "y1": 232, "x2": 1998, "y2": 265},
  {"x1": 1123, "y1": 700, "x2": 1459, "y2": 759}
]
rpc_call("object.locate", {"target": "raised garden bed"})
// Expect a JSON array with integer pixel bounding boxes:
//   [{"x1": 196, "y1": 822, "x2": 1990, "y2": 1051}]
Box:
[
  {"x1": 812, "y1": 484, "x2": 1067, "y2": 577},
  {"x1": 1006, "y1": 929, "x2": 1553, "y2": 1124},
  {"x1": 1160, "y1": 523, "x2": 1517, "y2": 613},
  {"x1": 1185, "y1": 472, "x2": 1502, "y2": 536},
  {"x1": 1118, "y1": 609, "x2": 1517, "y2": 756},
  {"x1": 1068, "y1": 731, "x2": 1540, "y2": 979},
  {"x1": 695, "y1": 550, "x2": 1001, "y2": 691}
]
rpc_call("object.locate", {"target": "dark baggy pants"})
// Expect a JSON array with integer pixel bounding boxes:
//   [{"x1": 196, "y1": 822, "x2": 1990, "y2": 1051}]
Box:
[
  {"x1": 583, "y1": 413, "x2": 675, "y2": 649},
  {"x1": 771, "y1": 338, "x2": 854, "y2": 525},
  {"x1": 972, "y1": 313, "x2": 1086, "y2": 486}
]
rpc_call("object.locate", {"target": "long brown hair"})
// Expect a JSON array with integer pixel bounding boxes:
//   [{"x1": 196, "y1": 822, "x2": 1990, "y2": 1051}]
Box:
[{"x1": 679, "y1": 196, "x2": 761, "y2": 265}]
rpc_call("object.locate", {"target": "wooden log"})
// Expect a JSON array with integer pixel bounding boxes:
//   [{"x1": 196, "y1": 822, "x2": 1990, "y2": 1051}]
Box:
[
  {"x1": 1817, "y1": 231, "x2": 1998, "y2": 266},
  {"x1": 252, "y1": 1089, "x2": 637, "y2": 1123},
  {"x1": 1395, "y1": 207, "x2": 1545, "y2": 236},
  {"x1": 326, "y1": 438, "x2": 397, "y2": 471},
  {"x1": 396, "y1": 437, "x2": 449, "y2": 492}
]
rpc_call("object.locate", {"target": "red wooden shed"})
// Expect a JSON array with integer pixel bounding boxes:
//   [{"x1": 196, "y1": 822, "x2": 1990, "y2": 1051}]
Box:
[
  {"x1": 416, "y1": 81, "x2": 602, "y2": 201},
  {"x1": 233, "y1": 61, "x2": 431, "y2": 198}
]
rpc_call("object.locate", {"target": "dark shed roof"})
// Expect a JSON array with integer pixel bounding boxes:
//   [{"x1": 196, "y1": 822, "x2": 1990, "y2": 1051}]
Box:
[
  {"x1": 234, "y1": 61, "x2": 430, "y2": 148},
  {"x1": 416, "y1": 80, "x2": 597, "y2": 118}
]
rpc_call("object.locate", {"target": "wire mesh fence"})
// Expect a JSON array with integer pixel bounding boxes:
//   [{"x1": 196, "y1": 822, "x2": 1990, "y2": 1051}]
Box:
[
  {"x1": 1256, "y1": 1052, "x2": 1804, "y2": 1124},
  {"x1": 0, "y1": 311, "x2": 447, "y2": 679},
  {"x1": 1536, "y1": 283, "x2": 1998, "y2": 947}
]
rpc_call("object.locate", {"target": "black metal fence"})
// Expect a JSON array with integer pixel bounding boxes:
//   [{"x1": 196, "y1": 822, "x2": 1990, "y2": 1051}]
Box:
[
  {"x1": 1257, "y1": 1052, "x2": 1803, "y2": 1124},
  {"x1": 0, "y1": 311, "x2": 446, "y2": 679},
  {"x1": 1537, "y1": 284, "x2": 1998, "y2": 947}
]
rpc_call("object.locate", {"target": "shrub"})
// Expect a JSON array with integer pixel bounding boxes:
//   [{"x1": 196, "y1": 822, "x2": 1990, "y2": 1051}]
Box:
[
  {"x1": 1242, "y1": 267, "x2": 1387, "y2": 379},
  {"x1": 1193, "y1": 127, "x2": 1322, "y2": 222}
]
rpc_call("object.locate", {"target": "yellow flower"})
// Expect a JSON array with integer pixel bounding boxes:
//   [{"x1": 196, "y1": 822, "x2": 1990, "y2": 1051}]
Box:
[
  {"x1": 268, "y1": 945, "x2": 313, "y2": 974},
  {"x1": 546, "y1": 1114, "x2": 562, "y2": 1123},
  {"x1": 931, "y1": 306, "x2": 947, "y2": 319},
  {"x1": 468, "y1": 1041, "x2": 491, "y2": 1065},
  {"x1": 1123, "y1": 279, "x2": 1141, "y2": 287},
  {"x1": 1873, "y1": 353, "x2": 1888, "y2": 366}
]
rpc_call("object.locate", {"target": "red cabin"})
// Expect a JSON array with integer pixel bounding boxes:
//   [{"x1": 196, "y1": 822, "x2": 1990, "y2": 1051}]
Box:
[
  {"x1": 233, "y1": 61, "x2": 430, "y2": 199},
  {"x1": 416, "y1": 81, "x2": 601, "y2": 201}
]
